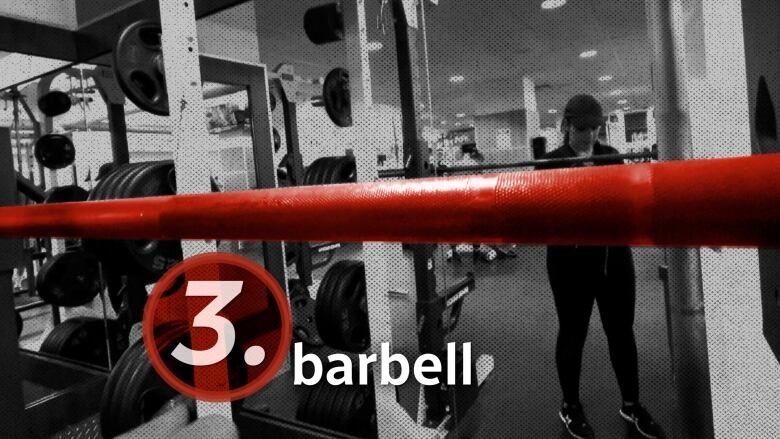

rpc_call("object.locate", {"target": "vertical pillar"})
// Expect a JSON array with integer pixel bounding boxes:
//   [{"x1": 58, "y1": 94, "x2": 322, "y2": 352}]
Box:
[
  {"x1": 523, "y1": 76, "x2": 541, "y2": 161},
  {"x1": 0, "y1": 127, "x2": 26, "y2": 437},
  {"x1": 645, "y1": 2, "x2": 714, "y2": 437},
  {"x1": 158, "y1": 0, "x2": 224, "y2": 419}
]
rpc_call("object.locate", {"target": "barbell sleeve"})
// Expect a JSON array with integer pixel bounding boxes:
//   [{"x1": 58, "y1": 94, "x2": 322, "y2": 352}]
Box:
[{"x1": 1, "y1": 153, "x2": 779, "y2": 247}]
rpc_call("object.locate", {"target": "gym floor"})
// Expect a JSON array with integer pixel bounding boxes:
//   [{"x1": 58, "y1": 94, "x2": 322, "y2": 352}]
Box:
[
  {"x1": 17, "y1": 244, "x2": 680, "y2": 439},
  {"x1": 445, "y1": 245, "x2": 680, "y2": 438}
]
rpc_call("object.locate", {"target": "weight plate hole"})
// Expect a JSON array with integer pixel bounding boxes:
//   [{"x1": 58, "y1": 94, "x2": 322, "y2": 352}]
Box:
[
  {"x1": 138, "y1": 28, "x2": 162, "y2": 48},
  {"x1": 130, "y1": 71, "x2": 159, "y2": 101}
]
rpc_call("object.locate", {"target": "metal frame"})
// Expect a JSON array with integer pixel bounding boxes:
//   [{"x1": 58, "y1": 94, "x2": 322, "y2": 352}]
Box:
[
  {"x1": 378, "y1": 150, "x2": 658, "y2": 178},
  {"x1": 198, "y1": 55, "x2": 286, "y2": 289},
  {"x1": 0, "y1": 0, "x2": 254, "y2": 65}
]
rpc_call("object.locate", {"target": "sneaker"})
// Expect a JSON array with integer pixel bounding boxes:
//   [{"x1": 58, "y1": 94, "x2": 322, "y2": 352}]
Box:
[
  {"x1": 620, "y1": 403, "x2": 661, "y2": 439},
  {"x1": 559, "y1": 402, "x2": 595, "y2": 439}
]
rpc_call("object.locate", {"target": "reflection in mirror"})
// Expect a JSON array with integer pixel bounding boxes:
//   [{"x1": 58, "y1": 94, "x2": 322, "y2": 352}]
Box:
[{"x1": 419, "y1": 1, "x2": 669, "y2": 438}]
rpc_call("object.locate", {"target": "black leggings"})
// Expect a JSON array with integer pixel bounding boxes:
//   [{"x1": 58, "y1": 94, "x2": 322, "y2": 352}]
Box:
[{"x1": 547, "y1": 246, "x2": 639, "y2": 405}]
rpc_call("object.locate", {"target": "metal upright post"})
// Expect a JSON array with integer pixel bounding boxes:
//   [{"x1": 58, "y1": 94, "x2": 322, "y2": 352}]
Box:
[
  {"x1": 645, "y1": 1, "x2": 714, "y2": 437},
  {"x1": 391, "y1": 0, "x2": 448, "y2": 422},
  {"x1": 0, "y1": 126, "x2": 27, "y2": 437}
]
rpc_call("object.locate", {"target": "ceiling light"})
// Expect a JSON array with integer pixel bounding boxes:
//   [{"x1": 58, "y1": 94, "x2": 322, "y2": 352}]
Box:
[
  {"x1": 449, "y1": 75, "x2": 465, "y2": 83},
  {"x1": 598, "y1": 75, "x2": 613, "y2": 82},
  {"x1": 367, "y1": 41, "x2": 383, "y2": 51},
  {"x1": 609, "y1": 89, "x2": 623, "y2": 96},
  {"x1": 548, "y1": 109, "x2": 558, "y2": 114},
  {"x1": 455, "y1": 122, "x2": 462, "y2": 127},
  {"x1": 579, "y1": 50, "x2": 598, "y2": 59},
  {"x1": 617, "y1": 99, "x2": 628, "y2": 105},
  {"x1": 441, "y1": 120, "x2": 447, "y2": 125},
  {"x1": 541, "y1": 0, "x2": 567, "y2": 9},
  {"x1": 455, "y1": 113, "x2": 466, "y2": 118}
]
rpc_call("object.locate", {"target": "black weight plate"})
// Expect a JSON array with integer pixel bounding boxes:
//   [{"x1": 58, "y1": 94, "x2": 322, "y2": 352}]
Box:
[
  {"x1": 340, "y1": 266, "x2": 369, "y2": 352},
  {"x1": 314, "y1": 261, "x2": 348, "y2": 348},
  {"x1": 43, "y1": 185, "x2": 89, "y2": 204},
  {"x1": 335, "y1": 155, "x2": 357, "y2": 184},
  {"x1": 333, "y1": 384, "x2": 356, "y2": 432},
  {"x1": 319, "y1": 157, "x2": 340, "y2": 185},
  {"x1": 301, "y1": 380, "x2": 326, "y2": 426},
  {"x1": 40, "y1": 319, "x2": 83, "y2": 355},
  {"x1": 311, "y1": 157, "x2": 334, "y2": 186},
  {"x1": 273, "y1": 127, "x2": 282, "y2": 153},
  {"x1": 95, "y1": 162, "x2": 119, "y2": 181},
  {"x1": 37, "y1": 250, "x2": 102, "y2": 307},
  {"x1": 302, "y1": 158, "x2": 322, "y2": 186},
  {"x1": 38, "y1": 90, "x2": 72, "y2": 117},
  {"x1": 346, "y1": 383, "x2": 376, "y2": 436},
  {"x1": 111, "y1": 162, "x2": 148, "y2": 200},
  {"x1": 59, "y1": 318, "x2": 128, "y2": 367},
  {"x1": 113, "y1": 20, "x2": 169, "y2": 116},
  {"x1": 320, "y1": 261, "x2": 359, "y2": 351},
  {"x1": 327, "y1": 383, "x2": 352, "y2": 431},
  {"x1": 15, "y1": 310, "x2": 22, "y2": 337},
  {"x1": 291, "y1": 293, "x2": 323, "y2": 346},
  {"x1": 309, "y1": 157, "x2": 331, "y2": 185},
  {"x1": 105, "y1": 322, "x2": 182, "y2": 436},
  {"x1": 303, "y1": 3, "x2": 344, "y2": 45},
  {"x1": 323, "y1": 68, "x2": 352, "y2": 128},
  {"x1": 84, "y1": 164, "x2": 138, "y2": 269},
  {"x1": 332, "y1": 261, "x2": 368, "y2": 352},
  {"x1": 101, "y1": 321, "x2": 190, "y2": 438},
  {"x1": 315, "y1": 382, "x2": 341, "y2": 427},
  {"x1": 323, "y1": 261, "x2": 357, "y2": 343},
  {"x1": 100, "y1": 337, "x2": 139, "y2": 437},
  {"x1": 122, "y1": 161, "x2": 181, "y2": 280},
  {"x1": 124, "y1": 161, "x2": 174, "y2": 198},
  {"x1": 34, "y1": 134, "x2": 75, "y2": 170},
  {"x1": 89, "y1": 164, "x2": 130, "y2": 201}
]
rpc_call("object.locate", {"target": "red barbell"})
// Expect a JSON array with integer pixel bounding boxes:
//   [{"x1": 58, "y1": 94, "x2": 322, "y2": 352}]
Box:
[{"x1": 1, "y1": 153, "x2": 780, "y2": 247}]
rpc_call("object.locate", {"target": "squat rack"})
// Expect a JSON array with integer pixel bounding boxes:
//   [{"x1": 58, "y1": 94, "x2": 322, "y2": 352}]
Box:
[{"x1": 0, "y1": 0, "x2": 491, "y2": 437}]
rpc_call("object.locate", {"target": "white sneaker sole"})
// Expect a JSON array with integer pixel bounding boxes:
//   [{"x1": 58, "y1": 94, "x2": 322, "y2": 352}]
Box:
[
  {"x1": 619, "y1": 410, "x2": 659, "y2": 439},
  {"x1": 559, "y1": 411, "x2": 591, "y2": 439}
]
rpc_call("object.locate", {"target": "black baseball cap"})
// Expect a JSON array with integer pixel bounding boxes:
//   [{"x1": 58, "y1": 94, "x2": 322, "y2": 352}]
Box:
[{"x1": 564, "y1": 94, "x2": 604, "y2": 129}]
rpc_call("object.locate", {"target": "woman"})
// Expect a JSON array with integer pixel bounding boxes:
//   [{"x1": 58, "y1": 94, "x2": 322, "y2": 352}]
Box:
[{"x1": 536, "y1": 95, "x2": 661, "y2": 439}]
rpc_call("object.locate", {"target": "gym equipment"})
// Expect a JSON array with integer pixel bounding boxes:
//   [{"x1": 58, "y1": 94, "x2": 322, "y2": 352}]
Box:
[
  {"x1": 320, "y1": 68, "x2": 352, "y2": 127},
  {"x1": 5, "y1": 153, "x2": 780, "y2": 247},
  {"x1": 296, "y1": 367, "x2": 376, "y2": 437},
  {"x1": 15, "y1": 310, "x2": 22, "y2": 337},
  {"x1": 273, "y1": 127, "x2": 281, "y2": 153},
  {"x1": 99, "y1": 321, "x2": 192, "y2": 438},
  {"x1": 426, "y1": 345, "x2": 479, "y2": 423},
  {"x1": 303, "y1": 156, "x2": 357, "y2": 186},
  {"x1": 39, "y1": 317, "x2": 129, "y2": 368},
  {"x1": 303, "y1": 3, "x2": 344, "y2": 45},
  {"x1": 16, "y1": 172, "x2": 45, "y2": 203},
  {"x1": 37, "y1": 90, "x2": 72, "y2": 117},
  {"x1": 315, "y1": 260, "x2": 369, "y2": 352},
  {"x1": 100, "y1": 319, "x2": 247, "y2": 437},
  {"x1": 379, "y1": 149, "x2": 658, "y2": 178},
  {"x1": 105, "y1": 271, "x2": 147, "y2": 317},
  {"x1": 84, "y1": 161, "x2": 182, "y2": 282},
  {"x1": 43, "y1": 185, "x2": 89, "y2": 204},
  {"x1": 113, "y1": 20, "x2": 169, "y2": 116},
  {"x1": 34, "y1": 134, "x2": 75, "y2": 170},
  {"x1": 36, "y1": 249, "x2": 102, "y2": 307},
  {"x1": 289, "y1": 279, "x2": 324, "y2": 346}
]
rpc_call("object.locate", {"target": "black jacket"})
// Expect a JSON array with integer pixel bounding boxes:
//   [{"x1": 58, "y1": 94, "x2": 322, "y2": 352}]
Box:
[{"x1": 535, "y1": 142, "x2": 634, "y2": 281}]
